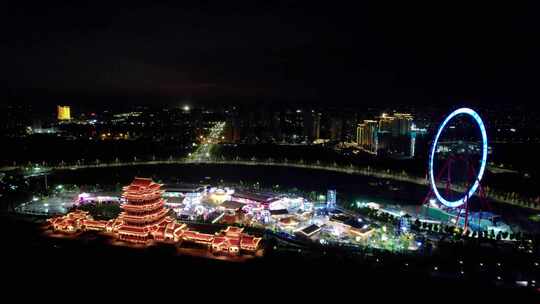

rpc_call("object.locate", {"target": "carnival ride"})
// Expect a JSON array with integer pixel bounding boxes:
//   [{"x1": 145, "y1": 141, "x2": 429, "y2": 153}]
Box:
[{"x1": 421, "y1": 108, "x2": 490, "y2": 230}]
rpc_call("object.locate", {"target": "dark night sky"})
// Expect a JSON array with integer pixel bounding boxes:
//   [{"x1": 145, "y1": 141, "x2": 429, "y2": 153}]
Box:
[{"x1": 2, "y1": 2, "x2": 540, "y2": 107}]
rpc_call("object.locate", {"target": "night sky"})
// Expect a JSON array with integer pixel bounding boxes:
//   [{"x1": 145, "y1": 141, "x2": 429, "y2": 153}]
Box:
[{"x1": 2, "y1": 2, "x2": 540, "y2": 107}]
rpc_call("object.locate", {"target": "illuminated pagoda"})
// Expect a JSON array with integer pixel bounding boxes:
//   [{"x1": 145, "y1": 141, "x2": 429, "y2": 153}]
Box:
[
  {"x1": 46, "y1": 177, "x2": 262, "y2": 255},
  {"x1": 117, "y1": 177, "x2": 180, "y2": 244}
]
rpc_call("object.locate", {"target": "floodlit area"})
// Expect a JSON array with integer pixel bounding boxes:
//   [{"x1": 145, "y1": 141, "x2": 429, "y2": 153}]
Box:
[
  {"x1": 22, "y1": 173, "x2": 503, "y2": 259},
  {"x1": 16, "y1": 187, "x2": 122, "y2": 216},
  {"x1": 13, "y1": 177, "x2": 523, "y2": 255},
  {"x1": 16, "y1": 191, "x2": 79, "y2": 216},
  {"x1": 161, "y1": 185, "x2": 418, "y2": 253},
  {"x1": 17, "y1": 180, "x2": 422, "y2": 253}
]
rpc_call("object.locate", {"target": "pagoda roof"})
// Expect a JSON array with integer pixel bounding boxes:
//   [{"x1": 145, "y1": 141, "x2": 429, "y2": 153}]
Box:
[
  {"x1": 223, "y1": 226, "x2": 244, "y2": 235},
  {"x1": 132, "y1": 177, "x2": 154, "y2": 187},
  {"x1": 118, "y1": 225, "x2": 149, "y2": 234},
  {"x1": 182, "y1": 231, "x2": 214, "y2": 242},
  {"x1": 240, "y1": 235, "x2": 261, "y2": 248},
  {"x1": 83, "y1": 220, "x2": 107, "y2": 227},
  {"x1": 122, "y1": 177, "x2": 163, "y2": 193},
  {"x1": 121, "y1": 199, "x2": 164, "y2": 211},
  {"x1": 118, "y1": 209, "x2": 169, "y2": 221},
  {"x1": 213, "y1": 236, "x2": 240, "y2": 247}
]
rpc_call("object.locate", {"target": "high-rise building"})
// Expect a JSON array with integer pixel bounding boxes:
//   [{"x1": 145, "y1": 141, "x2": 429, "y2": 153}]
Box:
[
  {"x1": 375, "y1": 112, "x2": 414, "y2": 156},
  {"x1": 356, "y1": 123, "x2": 365, "y2": 145},
  {"x1": 303, "y1": 110, "x2": 321, "y2": 141},
  {"x1": 57, "y1": 105, "x2": 71, "y2": 121},
  {"x1": 313, "y1": 112, "x2": 321, "y2": 140},
  {"x1": 342, "y1": 113, "x2": 358, "y2": 143},
  {"x1": 329, "y1": 116, "x2": 343, "y2": 141},
  {"x1": 394, "y1": 113, "x2": 413, "y2": 136},
  {"x1": 378, "y1": 112, "x2": 413, "y2": 137},
  {"x1": 357, "y1": 120, "x2": 378, "y2": 153},
  {"x1": 378, "y1": 113, "x2": 395, "y2": 133}
]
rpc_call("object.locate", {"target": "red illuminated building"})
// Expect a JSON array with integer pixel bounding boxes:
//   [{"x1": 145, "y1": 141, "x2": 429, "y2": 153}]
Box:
[
  {"x1": 47, "y1": 177, "x2": 262, "y2": 255},
  {"x1": 118, "y1": 178, "x2": 190, "y2": 243}
]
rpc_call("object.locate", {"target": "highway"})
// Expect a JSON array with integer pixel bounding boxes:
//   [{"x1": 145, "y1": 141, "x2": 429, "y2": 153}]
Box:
[{"x1": 187, "y1": 121, "x2": 226, "y2": 161}]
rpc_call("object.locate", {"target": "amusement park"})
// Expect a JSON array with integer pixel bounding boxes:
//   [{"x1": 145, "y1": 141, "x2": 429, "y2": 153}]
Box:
[
  {"x1": 1, "y1": 106, "x2": 536, "y2": 295},
  {"x1": 4, "y1": 3, "x2": 540, "y2": 298}
]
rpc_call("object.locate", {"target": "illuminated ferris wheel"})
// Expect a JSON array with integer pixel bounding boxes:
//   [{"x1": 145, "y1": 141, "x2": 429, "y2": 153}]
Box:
[{"x1": 422, "y1": 107, "x2": 490, "y2": 229}]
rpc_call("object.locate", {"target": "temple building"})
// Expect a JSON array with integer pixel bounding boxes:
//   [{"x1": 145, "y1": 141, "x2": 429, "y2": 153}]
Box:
[
  {"x1": 49, "y1": 210, "x2": 90, "y2": 232},
  {"x1": 117, "y1": 178, "x2": 185, "y2": 244},
  {"x1": 47, "y1": 177, "x2": 262, "y2": 255},
  {"x1": 211, "y1": 226, "x2": 261, "y2": 254}
]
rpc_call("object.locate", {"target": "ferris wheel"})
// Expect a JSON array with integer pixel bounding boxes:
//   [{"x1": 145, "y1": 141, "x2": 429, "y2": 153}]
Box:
[{"x1": 422, "y1": 107, "x2": 490, "y2": 229}]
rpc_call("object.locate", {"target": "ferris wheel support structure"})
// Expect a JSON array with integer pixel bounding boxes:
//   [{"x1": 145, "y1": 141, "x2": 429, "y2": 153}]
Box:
[{"x1": 420, "y1": 108, "x2": 490, "y2": 231}]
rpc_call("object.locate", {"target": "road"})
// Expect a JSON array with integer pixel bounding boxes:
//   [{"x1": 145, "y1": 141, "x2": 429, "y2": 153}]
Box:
[
  {"x1": 1, "y1": 119, "x2": 538, "y2": 212},
  {"x1": 6, "y1": 158, "x2": 536, "y2": 211},
  {"x1": 187, "y1": 122, "x2": 226, "y2": 161}
]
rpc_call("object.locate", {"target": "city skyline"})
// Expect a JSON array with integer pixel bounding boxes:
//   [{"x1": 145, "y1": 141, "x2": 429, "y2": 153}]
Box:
[{"x1": 1, "y1": 3, "x2": 539, "y2": 296}]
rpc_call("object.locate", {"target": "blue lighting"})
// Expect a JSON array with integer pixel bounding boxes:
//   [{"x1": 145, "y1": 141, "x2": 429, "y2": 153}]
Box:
[{"x1": 429, "y1": 108, "x2": 488, "y2": 208}]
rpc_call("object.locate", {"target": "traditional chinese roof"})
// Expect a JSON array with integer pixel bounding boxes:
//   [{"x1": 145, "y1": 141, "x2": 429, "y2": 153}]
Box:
[
  {"x1": 222, "y1": 226, "x2": 244, "y2": 236},
  {"x1": 122, "y1": 177, "x2": 164, "y2": 197},
  {"x1": 240, "y1": 235, "x2": 261, "y2": 249},
  {"x1": 118, "y1": 208, "x2": 169, "y2": 223},
  {"x1": 166, "y1": 222, "x2": 186, "y2": 233},
  {"x1": 212, "y1": 236, "x2": 240, "y2": 247},
  {"x1": 48, "y1": 211, "x2": 90, "y2": 229},
  {"x1": 132, "y1": 177, "x2": 153, "y2": 187},
  {"x1": 83, "y1": 220, "x2": 107, "y2": 228},
  {"x1": 117, "y1": 225, "x2": 150, "y2": 235},
  {"x1": 182, "y1": 231, "x2": 214, "y2": 242},
  {"x1": 121, "y1": 199, "x2": 165, "y2": 212}
]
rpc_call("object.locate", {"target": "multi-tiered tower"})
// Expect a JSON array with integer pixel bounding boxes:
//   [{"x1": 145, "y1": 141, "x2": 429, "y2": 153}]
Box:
[{"x1": 117, "y1": 177, "x2": 171, "y2": 243}]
